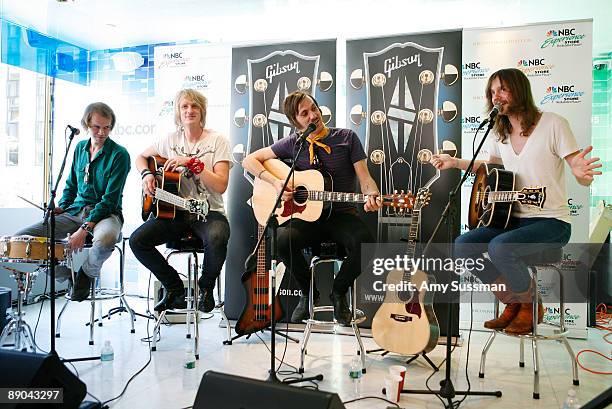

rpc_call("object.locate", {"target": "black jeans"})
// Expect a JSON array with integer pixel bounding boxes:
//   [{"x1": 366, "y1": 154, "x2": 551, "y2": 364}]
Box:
[
  {"x1": 129, "y1": 211, "x2": 230, "y2": 291},
  {"x1": 276, "y1": 210, "x2": 374, "y2": 295}
]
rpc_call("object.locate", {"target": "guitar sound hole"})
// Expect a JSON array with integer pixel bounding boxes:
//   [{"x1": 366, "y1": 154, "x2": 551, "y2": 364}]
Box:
[
  {"x1": 398, "y1": 288, "x2": 415, "y2": 303},
  {"x1": 293, "y1": 185, "x2": 308, "y2": 205}
]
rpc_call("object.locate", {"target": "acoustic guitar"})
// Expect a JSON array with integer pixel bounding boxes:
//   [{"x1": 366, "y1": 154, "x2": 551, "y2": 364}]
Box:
[
  {"x1": 141, "y1": 155, "x2": 209, "y2": 221},
  {"x1": 252, "y1": 159, "x2": 414, "y2": 226},
  {"x1": 468, "y1": 163, "x2": 546, "y2": 230},
  {"x1": 235, "y1": 224, "x2": 285, "y2": 336},
  {"x1": 371, "y1": 188, "x2": 440, "y2": 356}
]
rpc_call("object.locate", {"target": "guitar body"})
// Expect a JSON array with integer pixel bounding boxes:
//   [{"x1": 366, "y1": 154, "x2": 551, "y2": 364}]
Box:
[
  {"x1": 469, "y1": 163, "x2": 515, "y2": 229},
  {"x1": 235, "y1": 267, "x2": 285, "y2": 336},
  {"x1": 252, "y1": 159, "x2": 331, "y2": 226},
  {"x1": 235, "y1": 225, "x2": 284, "y2": 336},
  {"x1": 141, "y1": 156, "x2": 181, "y2": 221},
  {"x1": 371, "y1": 188, "x2": 439, "y2": 356},
  {"x1": 371, "y1": 268, "x2": 440, "y2": 355}
]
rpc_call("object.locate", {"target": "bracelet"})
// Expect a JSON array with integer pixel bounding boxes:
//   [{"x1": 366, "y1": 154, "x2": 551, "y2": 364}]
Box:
[
  {"x1": 81, "y1": 222, "x2": 93, "y2": 234},
  {"x1": 186, "y1": 157, "x2": 205, "y2": 175},
  {"x1": 141, "y1": 170, "x2": 153, "y2": 179},
  {"x1": 257, "y1": 169, "x2": 267, "y2": 179}
]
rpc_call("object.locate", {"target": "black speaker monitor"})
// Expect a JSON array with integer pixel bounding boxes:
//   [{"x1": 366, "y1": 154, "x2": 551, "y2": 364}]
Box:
[
  {"x1": 0, "y1": 350, "x2": 86, "y2": 409},
  {"x1": 194, "y1": 371, "x2": 345, "y2": 409}
]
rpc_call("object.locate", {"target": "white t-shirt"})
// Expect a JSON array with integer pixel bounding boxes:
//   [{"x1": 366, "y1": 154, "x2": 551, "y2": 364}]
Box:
[
  {"x1": 487, "y1": 112, "x2": 579, "y2": 223},
  {"x1": 154, "y1": 129, "x2": 231, "y2": 215}
]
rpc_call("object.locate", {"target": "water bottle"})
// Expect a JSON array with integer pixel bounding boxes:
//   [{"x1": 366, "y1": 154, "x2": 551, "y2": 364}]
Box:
[
  {"x1": 184, "y1": 347, "x2": 196, "y2": 369},
  {"x1": 100, "y1": 340, "x2": 114, "y2": 362},
  {"x1": 348, "y1": 356, "x2": 362, "y2": 397},
  {"x1": 562, "y1": 389, "x2": 578, "y2": 409}
]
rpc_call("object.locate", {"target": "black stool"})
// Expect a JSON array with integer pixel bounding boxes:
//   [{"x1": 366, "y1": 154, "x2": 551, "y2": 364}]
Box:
[
  {"x1": 479, "y1": 247, "x2": 579, "y2": 399},
  {"x1": 299, "y1": 242, "x2": 367, "y2": 374}
]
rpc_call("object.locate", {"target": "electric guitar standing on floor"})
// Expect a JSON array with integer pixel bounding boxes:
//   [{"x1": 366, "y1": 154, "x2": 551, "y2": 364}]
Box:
[{"x1": 235, "y1": 224, "x2": 285, "y2": 336}]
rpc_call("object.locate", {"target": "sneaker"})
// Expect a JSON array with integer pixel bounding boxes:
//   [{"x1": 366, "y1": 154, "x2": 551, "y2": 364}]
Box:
[
  {"x1": 330, "y1": 291, "x2": 352, "y2": 326},
  {"x1": 198, "y1": 288, "x2": 215, "y2": 313},
  {"x1": 291, "y1": 294, "x2": 320, "y2": 323}
]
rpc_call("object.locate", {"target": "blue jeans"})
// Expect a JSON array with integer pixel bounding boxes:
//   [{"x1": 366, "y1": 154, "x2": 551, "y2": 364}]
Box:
[
  {"x1": 455, "y1": 217, "x2": 571, "y2": 293},
  {"x1": 129, "y1": 211, "x2": 230, "y2": 291}
]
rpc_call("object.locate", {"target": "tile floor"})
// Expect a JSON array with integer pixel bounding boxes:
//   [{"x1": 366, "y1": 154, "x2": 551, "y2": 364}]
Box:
[{"x1": 2, "y1": 297, "x2": 610, "y2": 409}]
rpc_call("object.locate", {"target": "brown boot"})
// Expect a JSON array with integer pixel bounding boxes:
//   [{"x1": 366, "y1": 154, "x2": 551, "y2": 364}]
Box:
[
  {"x1": 483, "y1": 276, "x2": 520, "y2": 329},
  {"x1": 484, "y1": 303, "x2": 520, "y2": 329},
  {"x1": 505, "y1": 297, "x2": 544, "y2": 335}
]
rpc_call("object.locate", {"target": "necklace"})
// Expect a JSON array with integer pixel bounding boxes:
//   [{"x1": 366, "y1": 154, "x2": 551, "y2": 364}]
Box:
[{"x1": 182, "y1": 127, "x2": 204, "y2": 156}]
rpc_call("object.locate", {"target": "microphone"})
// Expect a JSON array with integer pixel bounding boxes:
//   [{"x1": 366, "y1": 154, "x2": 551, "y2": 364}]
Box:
[
  {"x1": 297, "y1": 123, "x2": 317, "y2": 143},
  {"x1": 478, "y1": 103, "x2": 502, "y2": 128},
  {"x1": 67, "y1": 125, "x2": 80, "y2": 136}
]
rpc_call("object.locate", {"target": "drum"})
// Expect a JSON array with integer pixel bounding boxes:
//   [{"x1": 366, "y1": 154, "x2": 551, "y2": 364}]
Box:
[{"x1": 0, "y1": 235, "x2": 68, "y2": 263}]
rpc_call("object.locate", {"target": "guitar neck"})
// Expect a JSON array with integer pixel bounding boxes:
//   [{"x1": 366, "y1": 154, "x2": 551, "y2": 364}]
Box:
[
  {"x1": 405, "y1": 208, "x2": 420, "y2": 260},
  {"x1": 256, "y1": 224, "x2": 266, "y2": 275},
  {"x1": 155, "y1": 189, "x2": 188, "y2": 211},
  {"x1": 308, "y1": 191, "x2": 370, "y2": 203},
  {"x1": 483, "y1": 191, "x2": 529, "y2": 203},
  {"x1": 399, "y1": 207, "x2": 421, "y2": 283}
]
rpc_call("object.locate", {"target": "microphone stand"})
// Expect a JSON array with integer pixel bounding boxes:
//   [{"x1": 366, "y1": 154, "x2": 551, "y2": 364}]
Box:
[
  {"x1": 393, "y1": 119, "x2": 502, "y2": 406},
  {"x1": 244, "y1": 130, "x2": 322, "y2": 385},
  {"x1": 44, "y1": 128, "x2": 100, "y2": 363},
  {"x1": 44, "y1": 126, "x2": 77, "y2": 356}
]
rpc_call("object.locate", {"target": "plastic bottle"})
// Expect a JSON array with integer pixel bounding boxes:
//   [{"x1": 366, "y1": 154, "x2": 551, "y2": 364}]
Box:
[
  {"x1": 184, "y1": 347, "x2": 196, "y2": 369},
  {"x1": 100, "y1": 340, "x2": 114, "y2": 362},
  {"x1": 561, "y1": 389, "x2": 578, "y2": 409},
  {"x1": 348, "y1": 356, "x2": 362, "y2": 397}
]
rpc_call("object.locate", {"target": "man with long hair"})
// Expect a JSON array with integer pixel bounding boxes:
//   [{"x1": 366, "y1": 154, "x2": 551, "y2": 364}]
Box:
[
  {"x1": 431, "y1": 68, "x2": 602, "y2": 334},
  {"x1": 130, "y1": 89, "x2": 231, "y2": 313}
]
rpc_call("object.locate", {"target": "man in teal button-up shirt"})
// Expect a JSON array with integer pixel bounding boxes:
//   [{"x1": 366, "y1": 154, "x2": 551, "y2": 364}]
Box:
[{"x1": 16, "y1": 102, "x2": 130, "y2": 301}]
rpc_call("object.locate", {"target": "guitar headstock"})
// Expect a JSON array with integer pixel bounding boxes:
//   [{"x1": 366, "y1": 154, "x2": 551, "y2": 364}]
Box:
[
  {"x1": 414, "y1": 188, "x2": 432, "y2": 210},
  {"x1": 186, "y1": 199, "x2": 210, "y2": 218},
  {"x1": 518, "y1": 186, "x2": 546, "y2": 209},
  {"x1": 382, "y1": 190, "x2": 414, "y2": 211}
]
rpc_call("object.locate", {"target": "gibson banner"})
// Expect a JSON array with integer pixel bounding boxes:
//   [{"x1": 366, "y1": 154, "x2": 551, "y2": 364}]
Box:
[
  {"x1": 347, "y1": 30, "x2": 462, "y2": 331},
  {"x1": 226, "y1": 40, "x2": 337, "y2": 321}
]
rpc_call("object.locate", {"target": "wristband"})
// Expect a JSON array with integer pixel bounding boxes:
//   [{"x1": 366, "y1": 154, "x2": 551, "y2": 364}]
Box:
[{"x1": 141, "y1": 170, "x2": 153, "y2": 179}]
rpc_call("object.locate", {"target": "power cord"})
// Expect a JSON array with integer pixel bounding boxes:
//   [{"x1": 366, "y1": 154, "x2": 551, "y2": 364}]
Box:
[{"x1": 343, "y1": 396, "x2": 401, "y2": 407}]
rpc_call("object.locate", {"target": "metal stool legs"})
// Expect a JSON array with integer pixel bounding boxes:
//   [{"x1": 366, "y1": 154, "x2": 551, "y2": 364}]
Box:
[
  {"x1": 299, "y1": 256, "x2": 366, "y2": 374},
  {"x1": 478, "y1": 263, "x2": 579, "y2": 399},
  {"x1": 151, "y1": 252, "x2": 200, "y2": 359},
  {"x1": 56, "y1": 242, "x2": 136, "y2": 345}
]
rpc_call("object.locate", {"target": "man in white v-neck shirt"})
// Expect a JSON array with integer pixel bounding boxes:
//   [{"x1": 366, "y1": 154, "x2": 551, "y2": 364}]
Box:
[{"x1": 431, "y1": 68, "x2": 602, "y2": 335}]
